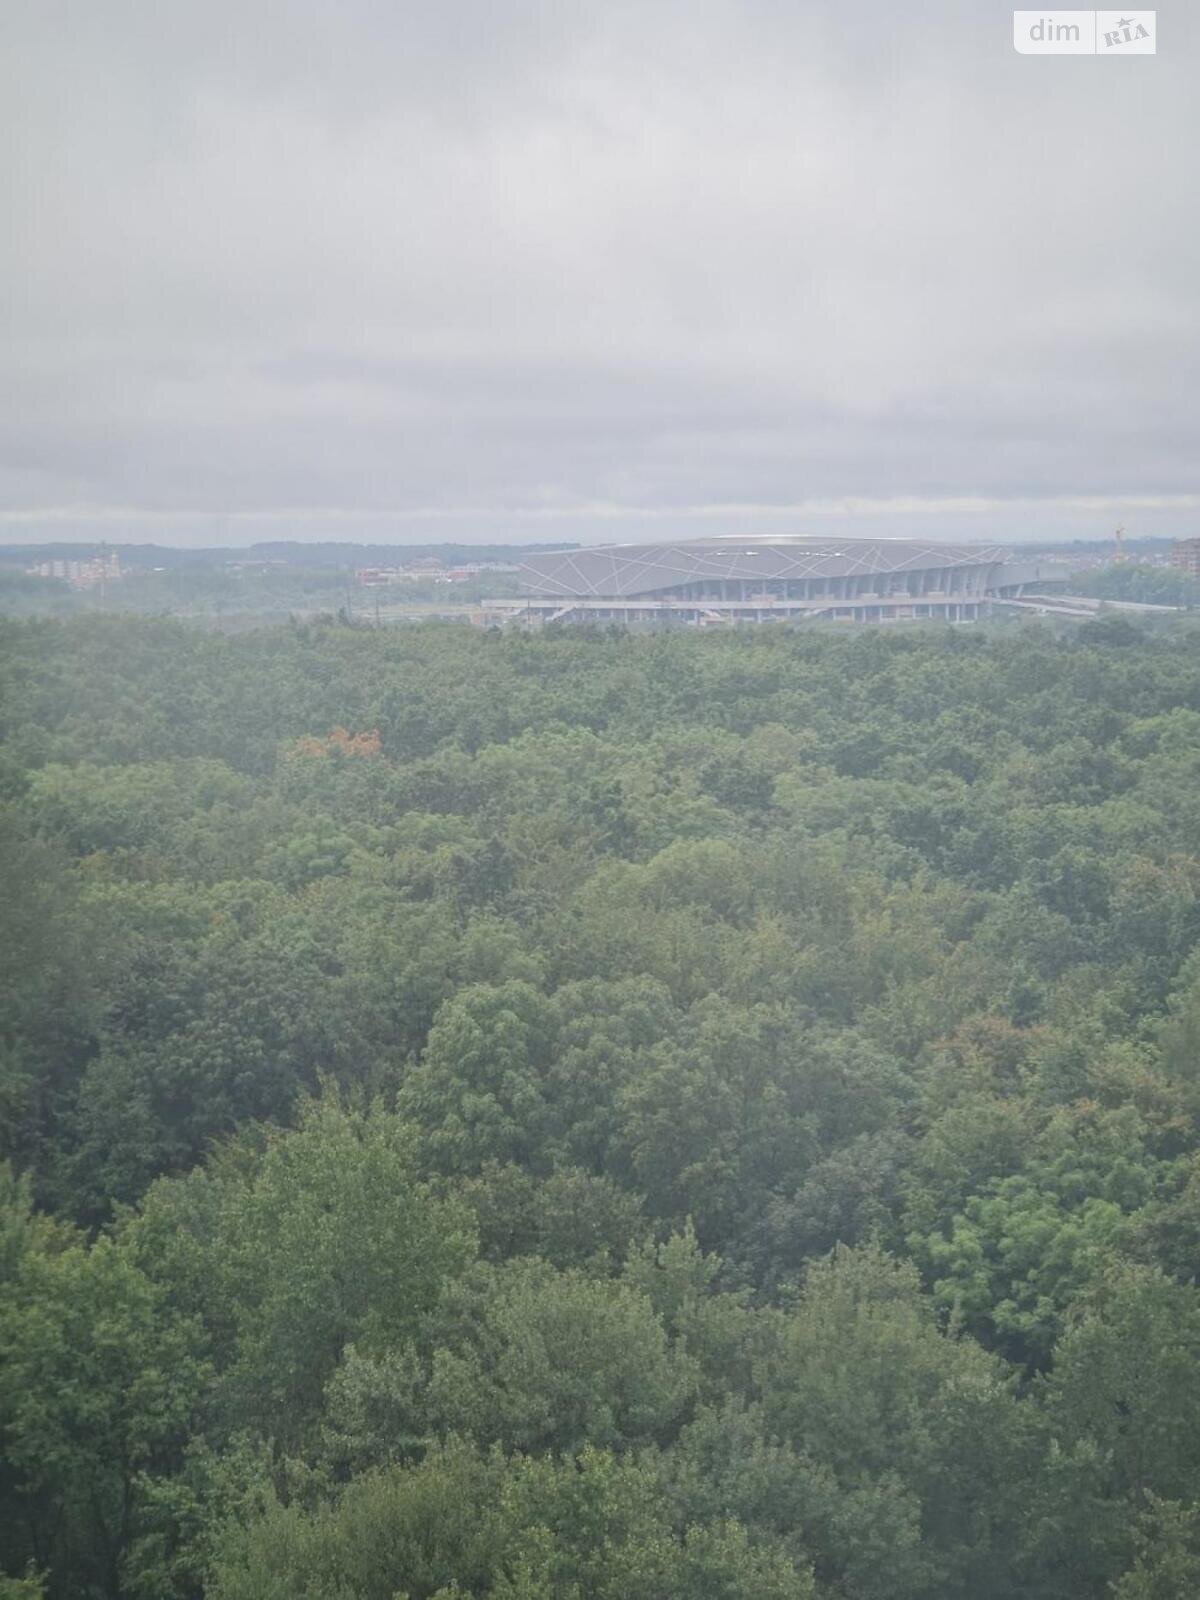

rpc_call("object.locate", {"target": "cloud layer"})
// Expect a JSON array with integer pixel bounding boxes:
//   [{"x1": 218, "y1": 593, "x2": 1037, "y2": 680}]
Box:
[{"x1": 3, "y1": 1, "x2": 1197, "y2": 545}]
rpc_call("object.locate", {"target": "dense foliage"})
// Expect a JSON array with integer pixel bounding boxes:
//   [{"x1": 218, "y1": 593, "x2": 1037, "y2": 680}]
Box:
[
  {"x1": 1075, "y1": 562, "x2": 1200, "y2": 607},
  {"x1": 0, "y1": 564, "x2": 521, "y2": 622},
  {"x1": 5, "y1": 612, "x2": 1200, "y2": 1598}
]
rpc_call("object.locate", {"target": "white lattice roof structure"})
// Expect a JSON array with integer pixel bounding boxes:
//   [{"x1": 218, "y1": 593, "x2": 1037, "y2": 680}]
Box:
[{"x1": 518, "y1": 536, "x2": 1009, "y2": 598}]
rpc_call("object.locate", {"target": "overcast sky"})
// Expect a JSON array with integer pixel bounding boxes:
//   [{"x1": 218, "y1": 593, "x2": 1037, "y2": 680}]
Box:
[{"x1": 3, "y1": 1, "x2": 1197, "y2": 547}]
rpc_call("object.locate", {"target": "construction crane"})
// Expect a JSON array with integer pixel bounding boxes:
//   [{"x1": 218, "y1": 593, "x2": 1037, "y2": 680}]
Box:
[{"x1": 1113, "y1": 523, "x2": 1126, "y2": 563}]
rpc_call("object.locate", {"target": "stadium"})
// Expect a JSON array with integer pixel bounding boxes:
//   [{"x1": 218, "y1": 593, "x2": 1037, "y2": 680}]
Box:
[{"x1": 482, "y1": 536, "x2": 1072, "y2": 627}]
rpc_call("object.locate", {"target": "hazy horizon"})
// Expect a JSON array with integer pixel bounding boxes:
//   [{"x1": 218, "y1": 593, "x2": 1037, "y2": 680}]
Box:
[{"x1": 0, "y1": 510, "x2": 1190, "y2": 553}]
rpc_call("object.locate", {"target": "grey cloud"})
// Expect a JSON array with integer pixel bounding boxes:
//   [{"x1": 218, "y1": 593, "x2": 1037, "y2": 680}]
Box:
[{"x1": 2, "y1": 0, "x2": 1198, "y2": 545}]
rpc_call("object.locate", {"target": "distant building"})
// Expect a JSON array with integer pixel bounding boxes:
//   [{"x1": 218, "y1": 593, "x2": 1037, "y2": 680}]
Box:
[
  {"x1": 1171, "y1": 538, "x2": 1200, "y2": 578},
  {"x1": 481, "y1": 536, "x2": 1073, "y2": 627},
  {"x1": 355, "y1": 565, "x2": 448, "y2": 587},
  {"x1": 444, "y1": 563, "x2": 520, "y2": 580},
  {"x1": 31, "y1": 552, "x2": 120, "y2": 589}
]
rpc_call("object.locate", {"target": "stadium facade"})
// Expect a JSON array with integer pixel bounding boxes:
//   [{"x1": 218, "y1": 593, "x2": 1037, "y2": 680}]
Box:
[{"x1": 482, "y1": 536, "x2": 1071, "y2": 627}]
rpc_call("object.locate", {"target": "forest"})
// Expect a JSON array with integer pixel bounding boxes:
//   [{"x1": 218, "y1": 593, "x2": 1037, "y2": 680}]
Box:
[
  {"x1": 0, "y1": 565, "x2": 517, "y2": 623},
  {"x1": 4, "y1": 611, "x2": 1200, "y2": 1599}
]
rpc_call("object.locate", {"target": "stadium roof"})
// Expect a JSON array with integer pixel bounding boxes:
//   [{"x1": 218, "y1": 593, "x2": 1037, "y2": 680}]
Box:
[{"x1": 519, "y1": 537, "x2": 1009, "y2": 598}]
